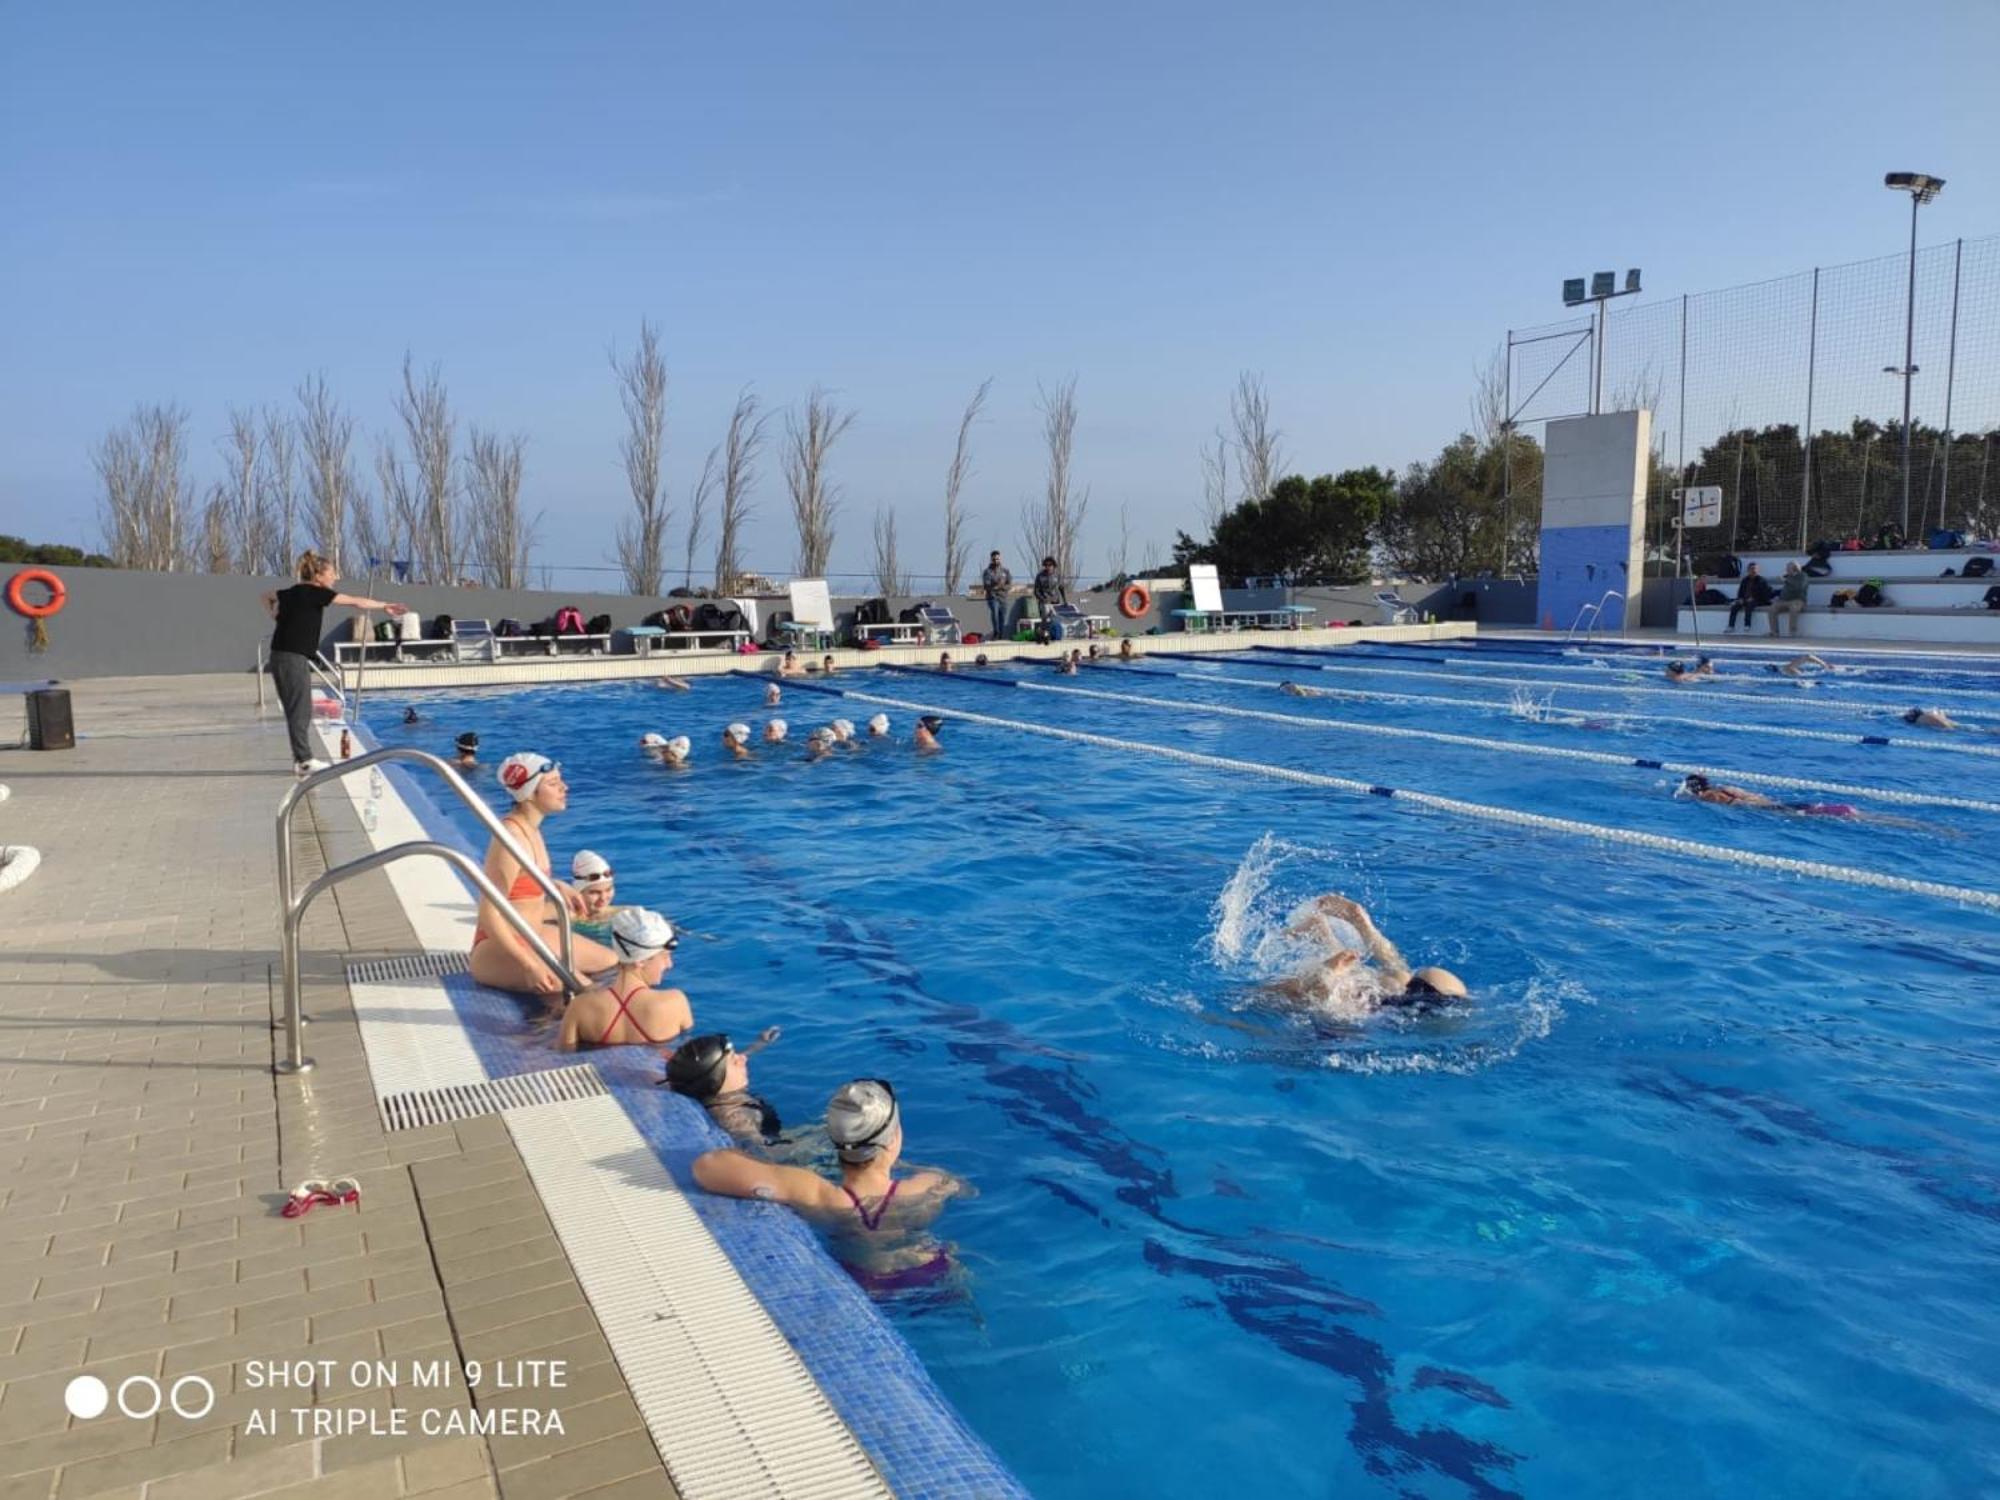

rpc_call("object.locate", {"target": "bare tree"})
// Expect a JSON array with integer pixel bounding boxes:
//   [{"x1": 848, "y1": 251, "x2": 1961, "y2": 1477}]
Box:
[
  {"x1": 1105, "y1": 500, "x2": 1133, "y2": 582},
  {"x1": 612, "y1": 321, "x2": 669, "y2": 595},
  {"x1": 198, "y1": 490, "x2": 232, "y2": 573},
  {"x1": 1472, "y1": 346, "x2": 1510, "y2": 451},
  {"x1": 784, "y1": 387, "x2": 854, "y2": 577},
  {"x1": 713, "y1": 388, "x2": 768, "y2": 591},
  {"x1": 871, "y1": 505, "x2": 913, "y2": 595},
  {"x1": 212, "y1": 408, "x2": 265, "y2": 573},
  {"x1": 347, "y1": 485, "x2": 392, "y2": 589},
  {"x1": 257, "y1": 408, "x2": 300, "y2": 574},
  {"x1": 1199, "y1": 428, "x2": 1231, "y2": 533},
  {"x1": 1229, "y1": 371, "x2": 1284, "y2": 505},
  {"x1": 396, "y1": 355, "x2": 458, "y2": 582},
  {"x1": 942, "y1": 378, "x2": 991, "y2": 593},
  {"x1": 1018, "y1": 378, "x2": 1089, "y2": 589},
  {"x1": 682, "y1": 444, "x2": 718, "y2": 591},
  {"x1": 297, "y1": 374, "x2": 360, "y2": 561},
  {"x1": 465, "y1": 428, "x2": 536, "y2": 588},
  {"x1": 95, "y1": 403, "x2": 192, "y2": 570},
  {"x1": 374, "y1": 434, "x2": 418, "y2": 579}
]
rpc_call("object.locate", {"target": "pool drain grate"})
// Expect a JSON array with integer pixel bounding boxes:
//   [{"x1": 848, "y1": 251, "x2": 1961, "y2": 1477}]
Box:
[
  {"x1": 376, "y1": 1063, "x2": 608, "y2": 1132},
  {"x1": 347, "y1": 950, "x2": 471, "y2": 984}
]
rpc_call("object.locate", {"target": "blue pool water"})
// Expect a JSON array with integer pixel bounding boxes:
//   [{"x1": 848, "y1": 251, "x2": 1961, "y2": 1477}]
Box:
[{"x1": 371, "y1": 639, "x2": 2000, "y2": 1499}]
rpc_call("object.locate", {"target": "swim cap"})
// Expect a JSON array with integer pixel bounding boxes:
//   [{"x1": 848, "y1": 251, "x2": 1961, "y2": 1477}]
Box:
[
  {"x1": 455, "y1": 732, "x2": 479, "y2": 752},
  {"x1": 726, "y1": 722, "x2": 751, "y2": 743},
  {"x1": 827, "y1": 1079, "x2": 899, "y2": 1163},
  {"x1": 810, "y1": 727, "x2": 835, "y2": 746},
  {"x1": 639, "y1": 732, "x2": 668, "y2": 748},
  {"x1": 665, "y1": 1033, "x2": 732, "y2": 1100},
  {"x1": 609, "y1": 907, "x2": 676, "y2": 962},
  {"x1": 498, "y1": 752, "x2": 557, "y2": 801},
  {"x1": 665, "y1": 735, "x2": 691, "y2": 758},
  {"x1": 867, "y1": 713, "x2": 889, "y2": 735},
  {"x1": 918, "y1": 715, "x2": 945, "y2": 736},
  {"x1": 571, "y1": 850, "x2": 612, "y2": 884},
  {"x1": 767, "y1": 719, "x2": 788, "y2": 740},
  {"x1": 831, "y1": 718, "x2": 855, "y2": 740}
]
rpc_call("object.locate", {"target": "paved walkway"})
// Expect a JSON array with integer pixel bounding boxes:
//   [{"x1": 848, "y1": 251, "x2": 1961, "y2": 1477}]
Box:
[{"x1": 0, "y1": 676, "x2": 675, "y2": 1499}]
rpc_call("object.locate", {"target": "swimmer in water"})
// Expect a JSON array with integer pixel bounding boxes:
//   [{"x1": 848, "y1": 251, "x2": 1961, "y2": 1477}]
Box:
[
  {"x1": 1677, "y1": 773, "x2": 1924, "y2": 828},
  {"x1": 569, "y1": 850, "x2": 618, "y2": 929},
  {"x1": 1119, "y1": 637, "x2": 1136, "y2": 661},
  {"x1": 913, "y1": 715, "x2": 944, "y2": 752},
  {"x1": 655, "y1": 676, "x2": 691, "y2": 692},
  {"x1": 821, "y1": 654, "x2": 838, "y2": 676},
  {"x1": 639, "y1": 731, "x2": 670, "y2": 759},
  {"x1": 453, "y1": 731, "x2": 480, "y2": 769},
  {"x1": 663, "y1": 1032, "x2": 784, "y2": 1148},
  {"x1": 402, "y1": 707, "x2": 421, "y2": 725},
  {"x1": 693, "y1": 1079, "x2": 968, "y2": 1294},
  {"x1": 1274, "y1": 894, "x2": 1468, "y2": 1009},
  {"x1": 558, "y1": 908, "x2": 692, "y2": 1052},
  {"x1": 867, "y1": 713, "x2": 891, "y2": 739},
  {"x1": 1279, "y1": 681, "x2": 1321, "y2": 698},
  {"x1": 1058, "y1": 652, "x2": 1079, "y2": 675},
  {"x1": 765, "y1": 682, "x2": 782, "y2": 708},
  {"x1": 722, "y1": 722, "x2": 753, "y2": 759},
  {"x1": 805, "y1": 727, "x2": 837, "y2": 761},
  {"x1": 1664, "y1": 656, "x2": 1716, "y2": 683},
  {"x1": 938, "y1": 652, "x2": 955, "y2": 673},
  {"x1": 775, "y1": 649, "x2": 806, "y2": 679},
  {"x1": 764, "y1": 718, "x2": 788, "y2": 745},
  {"x1": 1767, "y1": 654, "x2": 1831, "y2": 677},
  {"x1": 658, "y1": 735, "x2": 691, "y2": 768},
  {"x1": 1900, "y1": 706, "x2": 1988, "y2": 733},
  {"x1": 829, "y1": 718, "x2": 858, "y2": 749}
]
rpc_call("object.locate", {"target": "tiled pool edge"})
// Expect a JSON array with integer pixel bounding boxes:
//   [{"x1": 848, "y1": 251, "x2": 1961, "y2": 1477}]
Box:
[{"x1": 310, "y1": 717, "x2": 1032, "y2": 1500}]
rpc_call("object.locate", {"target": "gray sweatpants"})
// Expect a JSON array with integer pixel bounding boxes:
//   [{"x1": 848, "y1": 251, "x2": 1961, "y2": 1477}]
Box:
[{"x1": 270, "y1": 651, "x2": 316, "y2": 763}]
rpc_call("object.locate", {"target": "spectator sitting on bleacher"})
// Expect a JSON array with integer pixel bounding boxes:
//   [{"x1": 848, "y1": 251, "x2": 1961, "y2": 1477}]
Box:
[
  {"x1": 1768, "y1": 562, "x2": 1808, "y2": 636},
  {"x1": 1726, "y1": 564, "x2": 1772, "y2": 632}
]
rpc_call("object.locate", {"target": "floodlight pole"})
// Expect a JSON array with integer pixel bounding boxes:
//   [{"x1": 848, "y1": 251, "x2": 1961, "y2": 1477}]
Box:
[{"x1": 1898, "y1": 190, "x2": 1918, "y2": 536}]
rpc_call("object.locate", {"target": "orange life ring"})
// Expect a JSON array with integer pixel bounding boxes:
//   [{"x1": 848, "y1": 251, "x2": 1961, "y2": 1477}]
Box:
[
  {"x1": 5, "y1": 569, "x2": 65, "y2": 620},
  {"x1": 1117, "y1": 583, "x2": 1151, "y2": 619}
]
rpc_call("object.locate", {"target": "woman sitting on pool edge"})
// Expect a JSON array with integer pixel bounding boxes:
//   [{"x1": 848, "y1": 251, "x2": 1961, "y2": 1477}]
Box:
[
  {"x1": 693, "y1": 1078, "x2": 969, "y2": 1293},
  {"x1": 558, "y1": 908, "x2": 692, "y2": 1051},
  {"x1": 469, "y1": 753, "x2": 617, "y2": 999}
]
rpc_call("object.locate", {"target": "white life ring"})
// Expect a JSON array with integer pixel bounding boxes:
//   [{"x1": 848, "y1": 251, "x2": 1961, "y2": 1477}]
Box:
[{"x1": 0, "y1": 845, "x2": 41, "y2": 894}]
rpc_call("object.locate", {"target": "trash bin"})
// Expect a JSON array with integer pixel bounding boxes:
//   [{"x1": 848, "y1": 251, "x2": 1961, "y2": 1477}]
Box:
[{"x1": 26, "y1": 687, "x2": 74, "y2": 750}]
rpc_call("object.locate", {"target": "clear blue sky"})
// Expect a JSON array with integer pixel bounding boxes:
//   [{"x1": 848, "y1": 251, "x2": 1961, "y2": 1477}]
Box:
[{"x1": 2, "y1": 0, "x2": 1993, "y2": 584}]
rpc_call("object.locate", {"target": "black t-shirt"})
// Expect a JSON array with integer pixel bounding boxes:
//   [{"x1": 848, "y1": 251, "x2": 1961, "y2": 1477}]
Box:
[{"x1": 271, "y1": 583, "x2": 337, "y2": 657}]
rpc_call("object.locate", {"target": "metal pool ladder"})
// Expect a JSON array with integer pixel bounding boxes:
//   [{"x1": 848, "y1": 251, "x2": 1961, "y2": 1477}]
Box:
[
  {"x1": 1565, "y1": 589, "x2": 1626, "y2": 643},
  {"x1": 273, "y1": 747, "x2": 583, "y2": 1076}
]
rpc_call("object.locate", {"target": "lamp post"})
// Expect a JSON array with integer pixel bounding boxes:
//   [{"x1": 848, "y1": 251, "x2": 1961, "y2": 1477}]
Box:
[
  {"x1": 1884, "y1": 172, "x2": 1944, "y2": 537},
  {"x1": 1563, "y1": 269, "x2": 1643, "y2": 415}
]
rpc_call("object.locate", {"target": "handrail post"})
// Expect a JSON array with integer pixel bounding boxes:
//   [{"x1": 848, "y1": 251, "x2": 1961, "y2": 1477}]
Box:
[
  {"x1": 280, "y1": 840, "x2": 586, "y2": 1076},
  {"x1": 256, "y1": 640, "x2": 267, "y2": 710}
]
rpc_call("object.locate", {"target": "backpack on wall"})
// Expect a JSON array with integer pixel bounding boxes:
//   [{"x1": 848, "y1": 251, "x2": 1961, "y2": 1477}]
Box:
[
  {"x1": 1985, "y1": 585, "x2": 2000, "y2": 611},
  {"x1": 855, "y1": 597, "x2": 892, "y2": 627},
  {"x1": 1963, "y1": 556, "x2": 1994, "y2": 578},
  {"x1": 585, "y1": 613, "x2": 612, "y2": 635},
  {"x1": 495, "y1": 618, "x2": 524, "y2": 637},
  {"x1": 551, "y1": 606, "x2": 585, "y2": 635},
  {"x1": 429, "y1": 613, "x2": 453, "y2": 640},
  {"x1": 1856, "y1": 581, "x2": 1887, "y2": 608}
]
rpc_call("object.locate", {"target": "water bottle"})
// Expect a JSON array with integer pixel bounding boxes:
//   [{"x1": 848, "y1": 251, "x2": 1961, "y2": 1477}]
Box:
[
  {"x1": 362, "y1": 799, "x2": 378, "y2": 834},
  {"x1": 368, "y1": 768, "x2": 383, "y2": 799}
]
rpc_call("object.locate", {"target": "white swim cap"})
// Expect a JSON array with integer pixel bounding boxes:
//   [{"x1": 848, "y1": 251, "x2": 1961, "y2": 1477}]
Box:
[
  {"x1": 810, "y1": 727, "x2": 835, "y2": 745},
  {"x1": 498, "y1": 752, "x2": 558, "y2": 801},
  {"x1": 665, "y1": 735, "x2": 691, "y2": 758},
  {"x1": 639, "y1": 732, "x2": 668, "y2": 748},
  {"x1": 609, "y1": 906, "x2": 676, "y2": 962},
  {"x1": 831, "y1": 718, "x2": 855, "y2": 739},
  {"x1": 827, "y1": 1079, "x2": 899, "y2": 1163},
  {"x1": 571, "y1": 849, "x2": 612, "y2": 883},
  {"x1": 726, "y1": 722, "x2": 751, "y2": 743},
  {"x1": 867, "y1": 713, "x2": 890, "y2": 735},
  {"x1": 766, "y1": 718, "x2": 788, "y2": 740}
]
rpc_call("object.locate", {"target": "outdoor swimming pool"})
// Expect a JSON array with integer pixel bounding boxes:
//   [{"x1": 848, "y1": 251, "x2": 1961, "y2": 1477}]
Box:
[{"x1": 371, "y1": 637, "x2": 2000, "y2": 1499}]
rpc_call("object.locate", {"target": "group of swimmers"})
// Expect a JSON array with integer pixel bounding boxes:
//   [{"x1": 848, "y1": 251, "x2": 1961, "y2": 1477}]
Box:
[{"x1": 461, "y1": 747, "x2": 963, "y2": 1291}]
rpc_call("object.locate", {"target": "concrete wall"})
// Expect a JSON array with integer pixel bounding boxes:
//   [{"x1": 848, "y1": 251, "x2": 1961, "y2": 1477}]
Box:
[
  {"x1": 3, "y1": 565, "x2": 1472, "y2": 680},
  {"x1": 1536, "y1": 410, "x2": 1649, "y2": 631}
]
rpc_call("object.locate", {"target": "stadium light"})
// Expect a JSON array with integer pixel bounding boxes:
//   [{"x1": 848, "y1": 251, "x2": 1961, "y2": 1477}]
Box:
[
  {"x1": 1884, "y1": 172, "x2": 1944, "y2": 535},
  {"x1": 1560, "y1": 267, "x2": 1645, "y2": 414}
]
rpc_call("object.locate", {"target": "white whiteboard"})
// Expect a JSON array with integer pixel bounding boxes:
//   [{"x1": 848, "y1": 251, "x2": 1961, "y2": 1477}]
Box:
[
  {"x1": 1188, "y1": 564, "x2": 1225, "y2": 613},
  {"x1": 788, "y1": 578, "x2": 834, "y2": 630}
]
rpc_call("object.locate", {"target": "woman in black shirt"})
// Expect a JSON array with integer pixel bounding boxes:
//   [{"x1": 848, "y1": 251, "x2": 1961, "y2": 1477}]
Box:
[{"x1": 263, "y1": 550, "x2": 408, "y2": 776}]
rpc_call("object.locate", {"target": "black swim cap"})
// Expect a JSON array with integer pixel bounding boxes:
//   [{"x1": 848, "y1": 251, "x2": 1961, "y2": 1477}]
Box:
[
  {"x1": 664, "y1": 1034, "x2": 732, "y2": 1100},
  {"x1": 919, "y1": 715, "x2": 944, "y2": 735},
  {"x1": 1902, "y1": 708, "x2": 1922, "y2": 723},
  {"x1": 456, "y1": 732, "x2": 479, "y2": 750}
]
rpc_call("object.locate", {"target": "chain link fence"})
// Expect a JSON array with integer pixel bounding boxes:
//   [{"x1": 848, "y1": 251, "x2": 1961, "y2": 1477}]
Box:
[{"x1": 1508, "y1": 234, "x2": 2000, "y2": 562}]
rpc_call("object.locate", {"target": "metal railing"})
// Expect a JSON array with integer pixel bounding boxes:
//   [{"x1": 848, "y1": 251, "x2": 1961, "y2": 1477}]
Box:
[
  {"x1": 274, "y1": 747, "x2": 583, "y2": 1075},
  {"x1": 1564, "y1": 590, "x2": 1627, "y2": 643},
  {"x1": 308, "y1": 652, "x2": 350, "y2": 722}
]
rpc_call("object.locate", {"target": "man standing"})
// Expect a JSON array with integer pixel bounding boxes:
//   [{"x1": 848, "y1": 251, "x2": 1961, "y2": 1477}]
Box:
[
  {"x1": 980, "y1": 550, "x2": 1013, "y2": 640},
  {"x1": 1768, "y1": 562, "x2": 1808, "y2": 637},
  {"x1": 1034, "y1": 555, "x2": 1066, "y2": 615}
]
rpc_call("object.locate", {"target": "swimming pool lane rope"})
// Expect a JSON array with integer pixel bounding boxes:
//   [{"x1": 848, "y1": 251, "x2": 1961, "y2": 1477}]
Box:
[
  {"x1": 1162, "y1": 650, "x2": 1997, "y2": 723},
  {"x1": 999, "y1": 679, "x2": 2000, "y2": 816},
  {"x1": 1325, "y1": 645, "x2": 2000, "y2": 705},
  {"x1": 1113, "y1": 665, "x2": 2000, "y2": 761},
  {"x1": 807, "y1": 680, "x2": 2000, "y2": 914}
]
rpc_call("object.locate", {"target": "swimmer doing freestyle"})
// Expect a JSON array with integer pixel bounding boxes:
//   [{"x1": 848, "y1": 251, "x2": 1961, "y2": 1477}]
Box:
[
  {"x1": 1677, "y1": 774, "x2": 1926, "y2": 829},
  {"x1": 694, "y1": 1079, "x2": 970, "y2": 1293},
  {"x1": 1270, "y1": 894, "x2": 1468, "y2": 1008}
]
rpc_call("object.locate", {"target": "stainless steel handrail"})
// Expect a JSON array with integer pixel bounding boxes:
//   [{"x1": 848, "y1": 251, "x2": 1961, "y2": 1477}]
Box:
[
  {"x1": 278, "y1": 841, "x2": 584, "y2": 1074},
  {"x1": 1565, "y1": 589, "x2": 1626, "y2": 643},
  {"x1": 275, "y1": 748, "x2": 583, "y2": 1073},
  {"x1": 255, "y1": 640, "x2": 267, "y2": 710}
]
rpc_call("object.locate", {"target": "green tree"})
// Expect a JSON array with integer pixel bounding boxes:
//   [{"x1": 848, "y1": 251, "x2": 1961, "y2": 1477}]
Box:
[
  {"x1": 1374, "y1": 433, "x2": 1541, "y2": 579},
  {"x1": 1172, "y1": 469, "x2": 1391, "y2": 584},
  {"x1": 0, "y1": 535, "x2": 112, "y2": 567}
]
